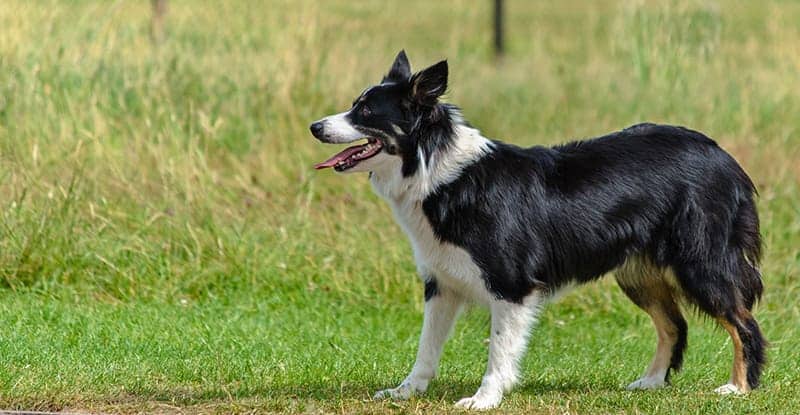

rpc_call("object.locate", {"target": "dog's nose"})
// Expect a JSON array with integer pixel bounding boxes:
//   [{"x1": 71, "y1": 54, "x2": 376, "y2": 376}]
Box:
[{"x1": 309, "y1": 121, "x2": 324, "y2": 138}]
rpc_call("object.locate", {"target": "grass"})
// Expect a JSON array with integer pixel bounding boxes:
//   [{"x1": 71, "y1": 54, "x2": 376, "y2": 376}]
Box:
[{"x1": 0, "y1": 0, "x2": 798, "y2": 413}]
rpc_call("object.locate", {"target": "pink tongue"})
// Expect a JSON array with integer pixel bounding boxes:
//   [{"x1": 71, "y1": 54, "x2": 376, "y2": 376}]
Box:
[{"x1": 314, "y1": 144, "x2": 367, "y2": 169}]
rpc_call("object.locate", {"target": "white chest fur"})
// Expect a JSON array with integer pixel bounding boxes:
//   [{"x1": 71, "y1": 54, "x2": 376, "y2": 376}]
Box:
[
  {"x1": 388, "y1": 197, "x2": 492, "y2": 302},
  {"x1": 368, "y1": 123, "x2": 495, "y2": 302}
]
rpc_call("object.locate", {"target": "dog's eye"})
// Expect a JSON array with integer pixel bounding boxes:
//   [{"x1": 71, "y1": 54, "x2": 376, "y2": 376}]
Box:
[{"x1": 361, "y1": 105, "x2": 371, "y2": 117}]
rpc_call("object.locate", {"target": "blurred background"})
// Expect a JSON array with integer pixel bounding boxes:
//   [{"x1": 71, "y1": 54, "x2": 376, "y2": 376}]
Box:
[{"x1": 0, "y1": 1, "x2": 798, "y2": 413}]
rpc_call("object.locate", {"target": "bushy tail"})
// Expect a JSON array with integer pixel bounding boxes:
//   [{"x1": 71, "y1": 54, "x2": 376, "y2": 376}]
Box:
[
  {"x1": 731, "y1": 182, "x2": 766, "y2": 390},
  {"x1": 733, "y1": 192, "x2": 763, "y2": 309},
  {"x1": 737, "y1": 313, "x2": 767, "y2": 389}
]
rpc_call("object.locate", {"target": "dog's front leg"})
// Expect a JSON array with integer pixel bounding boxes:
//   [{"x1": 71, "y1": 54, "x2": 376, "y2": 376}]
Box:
[
  {"x1": 456, "y1": 293, "x2": 543, "y2": 410},
  {"x1": 374, "y1": 279, "x2": 463, "y2": 400}
]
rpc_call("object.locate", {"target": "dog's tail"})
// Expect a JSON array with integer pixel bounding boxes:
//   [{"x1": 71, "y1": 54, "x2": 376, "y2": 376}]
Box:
[
  {"x1": 731, "y1": 175, "x2": 763, "y2": 310},
  {"x1": 729, "y1": 172, "x2": 766, "y2": 390}
]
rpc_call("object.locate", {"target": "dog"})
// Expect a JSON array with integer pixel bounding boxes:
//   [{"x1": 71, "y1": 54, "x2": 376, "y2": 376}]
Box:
[{"x1": 310, "y1": 51, "x2": 766, "y2": 410}]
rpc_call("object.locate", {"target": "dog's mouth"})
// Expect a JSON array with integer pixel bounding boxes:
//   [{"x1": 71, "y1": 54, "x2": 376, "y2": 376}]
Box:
[{"x1": 314, "y1": 138, "x2": 383, "y2": 172}]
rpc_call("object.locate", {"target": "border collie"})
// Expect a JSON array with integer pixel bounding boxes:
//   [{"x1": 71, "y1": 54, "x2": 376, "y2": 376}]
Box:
[{"x1": 310, "y1": 51, "x2": 765, "y2": 410}]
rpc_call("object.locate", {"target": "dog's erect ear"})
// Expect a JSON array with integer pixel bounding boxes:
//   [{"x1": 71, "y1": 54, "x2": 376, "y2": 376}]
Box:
[
  {"x1": 410, "y1": 60, "x2": 447, "y2": 107},
  {"x1": 384, "y1": 50, "x2": 411, "y2": 83}
]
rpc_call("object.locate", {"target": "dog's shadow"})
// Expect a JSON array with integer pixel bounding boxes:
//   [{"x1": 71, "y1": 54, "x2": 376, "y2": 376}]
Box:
[
  {"x1": 126, "y1": 375, "x2": 623, "y2": 408},
  {"x1": 265, "y1": 377, "x2": 620, "y2": 404},
  {"x1": 427, "y1": 377, "x2": 620, "y2": 401}
]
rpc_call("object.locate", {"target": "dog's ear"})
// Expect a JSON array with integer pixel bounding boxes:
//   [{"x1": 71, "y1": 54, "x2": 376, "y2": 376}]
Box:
[
  {"x1": 384, "y1": 50, "x2": 411, "y2": 83},
  {"x1": 410, "y1": 60, "x2": 447, "y2": 107}
]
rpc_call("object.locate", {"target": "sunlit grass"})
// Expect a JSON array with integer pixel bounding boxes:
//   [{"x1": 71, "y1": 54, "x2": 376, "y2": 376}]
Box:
[{"x1": 0, "y1": 0, "x2": 798, "y2": 413}]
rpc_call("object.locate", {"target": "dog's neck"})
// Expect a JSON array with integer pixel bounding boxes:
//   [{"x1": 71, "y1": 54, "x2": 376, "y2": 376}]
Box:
[{"x1": 369, "y1": 121, "x2": 493, "y2": 203}]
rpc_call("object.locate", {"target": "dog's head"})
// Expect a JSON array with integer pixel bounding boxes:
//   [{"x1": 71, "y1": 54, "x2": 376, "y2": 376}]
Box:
[{"x1": 310, "y1": 51, "x2": 449, "y2": 176}]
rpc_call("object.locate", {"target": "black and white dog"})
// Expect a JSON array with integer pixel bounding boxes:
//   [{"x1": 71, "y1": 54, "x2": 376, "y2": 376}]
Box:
[{"x1": 310, "y1": 51, "x2": 766, "y2": 409}]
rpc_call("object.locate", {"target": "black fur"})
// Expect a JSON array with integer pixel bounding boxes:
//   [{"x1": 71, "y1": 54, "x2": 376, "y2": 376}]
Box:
[
  {"x1": 424, "y1": 278, "x2": 439, "y2": 301},
  {"x1": 423, "y1": 123, "x2": 763, "y2": 306},
  {"x1": 742, "y1": 316, "x2": 767, "y2": 389},
  {"x1": 667, "y1": 312, "x2": 688, "y2": 381}
]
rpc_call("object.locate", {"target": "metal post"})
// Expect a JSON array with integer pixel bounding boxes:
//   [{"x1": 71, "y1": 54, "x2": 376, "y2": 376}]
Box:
[
  {"x1": 494, "y1": 0, "x2": 504, "y2": 57},
  {"x1": 151, "y1": 0, "x2": 168, "y2": 44}
]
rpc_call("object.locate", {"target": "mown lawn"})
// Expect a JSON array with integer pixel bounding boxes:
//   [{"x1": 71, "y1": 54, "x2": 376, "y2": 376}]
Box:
[{"x1": 1, "y1": 1, "x2": 798, "y2": 413}]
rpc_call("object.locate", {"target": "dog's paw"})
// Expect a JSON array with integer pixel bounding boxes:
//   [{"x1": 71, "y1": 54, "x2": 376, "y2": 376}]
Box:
[
  {"x1": 373, "y1": 383, "x2": 416, "y2": 401},
  {"x1": 626, "y1": 376, "x2": 667, "y2": 390},
  {"x1": 713, "y1": 383, "x2": 744, "y2": 395},
  {"x1": 454, "y1": 391, "x2": 502, "y2": 410}
]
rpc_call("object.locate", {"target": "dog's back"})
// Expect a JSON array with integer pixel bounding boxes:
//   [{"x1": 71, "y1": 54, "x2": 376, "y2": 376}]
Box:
[{"x1": 426, "y1": 124, "x2": 760, "y2": 296}]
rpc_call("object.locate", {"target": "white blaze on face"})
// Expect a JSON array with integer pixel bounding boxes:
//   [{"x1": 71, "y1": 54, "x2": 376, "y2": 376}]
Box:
[{"x1": 319, "y1": 111, "x2": 363, "y2": 143}]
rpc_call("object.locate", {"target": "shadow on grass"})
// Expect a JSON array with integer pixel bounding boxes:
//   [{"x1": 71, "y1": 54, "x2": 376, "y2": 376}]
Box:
[
  {"x1": 261, "y1": 377, "x2": 622, "y2": 403},
  {"x1": 7, "y1": 378, "x2": 625, "y2": 412},
  {"x1": 516, "y1": 378, "x2": 622, "y2": 394},
  {"x1": 250, "y1": 379, "x2": 626, "y2": 413}
]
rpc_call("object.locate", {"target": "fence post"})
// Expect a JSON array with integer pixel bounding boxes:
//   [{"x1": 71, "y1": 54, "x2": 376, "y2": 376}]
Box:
[
  {"x1": 494, "y1": 0, "x2": 504, "y2": 57},
  {"x1": 151, "y1": 0, "x2": 168, "y2": 44}
]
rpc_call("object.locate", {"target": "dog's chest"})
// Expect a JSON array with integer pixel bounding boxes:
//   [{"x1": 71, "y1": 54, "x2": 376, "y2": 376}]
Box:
[{"x1": 388, "y1": 198, "x2": 490, "y2": 301}]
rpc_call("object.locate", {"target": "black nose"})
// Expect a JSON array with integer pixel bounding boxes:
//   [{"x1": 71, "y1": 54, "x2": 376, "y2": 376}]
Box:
[{"x1": 310, "y1": 121, "x2": 324, "y2": 138}]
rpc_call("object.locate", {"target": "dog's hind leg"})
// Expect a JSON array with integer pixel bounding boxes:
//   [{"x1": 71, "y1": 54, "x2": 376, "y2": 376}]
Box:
[
  {"x1": 713, "y1": 309, "x2": 766, "y2": 394},
  {"x1": 455, "y1": 291, "x2": 544, "y2": 410},
  {"x1": 616, "y1": 259, "x2": 688, "y2": 390},
  {"x1": 374, "y1": 279, "x2": 464, "y2": 401},
  {"x1": 626, "y1": 300, "x2": 687, "y2": 390},
  {"x1": 670, "y1": 262, "x2": 767, "y2": 394}
]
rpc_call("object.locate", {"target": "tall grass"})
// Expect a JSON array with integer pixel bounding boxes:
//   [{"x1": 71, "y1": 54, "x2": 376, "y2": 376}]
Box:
[{"x1": 1, "y1": 0, "x2": 797, "y2": 300}]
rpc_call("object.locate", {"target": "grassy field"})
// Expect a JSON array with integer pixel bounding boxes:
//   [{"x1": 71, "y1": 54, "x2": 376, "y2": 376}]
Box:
[{"x1": 1, "y1": 0, "x2": 799, "y2": 413}]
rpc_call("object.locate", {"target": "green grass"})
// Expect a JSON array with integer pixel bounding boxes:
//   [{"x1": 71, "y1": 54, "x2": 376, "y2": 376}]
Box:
[{"x1": 1, "y1": 0, "x2": 799, "y2": 413}]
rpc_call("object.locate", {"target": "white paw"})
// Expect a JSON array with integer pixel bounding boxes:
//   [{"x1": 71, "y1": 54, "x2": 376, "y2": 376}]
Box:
[
  {"x1": 626, "y1": 376, "x2": 667, "y2": 390},
  {"x1": 373, "y1": 382, "x2": 420, "y2": 401},
  {"x1": 714, "y1": 383, "x2": 743, "y2": 395},
  {"x1": 454, "y1": 392, "x2": 502, "y2": 410}
]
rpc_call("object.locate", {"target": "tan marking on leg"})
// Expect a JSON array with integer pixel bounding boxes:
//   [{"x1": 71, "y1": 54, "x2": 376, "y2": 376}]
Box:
[
  {"x1": 617, "y1": 257, "x2": 685, "y2": 389},
  {"x1": 719, "y1": 319, "x2": 750, "y2": 393},
  {"x1": 616, "y1": 256, "x2": 685, "y2": 306},
  {"x1": 644, "y1": 306, "x2": 678, "y2": 379}
]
